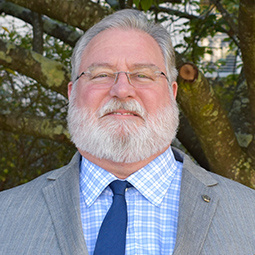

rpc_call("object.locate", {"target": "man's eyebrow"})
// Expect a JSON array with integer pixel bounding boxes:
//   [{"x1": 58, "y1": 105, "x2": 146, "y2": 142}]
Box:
[
  {"x1": 131, "y1": 63, "x2": 160, "y2": 70},
  {"x1": 87, "y1": 63, "x2": 115, "y2": 70},
  {"x1": 86, "y1": 63, "x2": 160, "y2": 71}
]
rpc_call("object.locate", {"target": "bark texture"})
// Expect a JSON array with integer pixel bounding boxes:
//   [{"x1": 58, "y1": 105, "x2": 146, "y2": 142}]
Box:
[
  {"x1": 6, "y1": 0, "x2": 111, "y2": 31},
  {"x1": 0, "y1": 113, "x2": 70, "y2": 144},
  {"x1": 0, "y1": 40, "x2": 70, "y2": 96},
  {"x1": 0, "y1": 0, "x2": 81, "y2": 46},
  {"x1": 239, "y1": 0, "x2": 255, "y2": 159},
  {"x1": 177, "y1": 64, "x2": 255, "y2": 188}
]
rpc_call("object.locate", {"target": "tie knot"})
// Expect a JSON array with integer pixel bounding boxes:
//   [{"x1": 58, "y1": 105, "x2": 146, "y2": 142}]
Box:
[{"x1": 110, "y1": 180, "x2": 130, "y2": 196}]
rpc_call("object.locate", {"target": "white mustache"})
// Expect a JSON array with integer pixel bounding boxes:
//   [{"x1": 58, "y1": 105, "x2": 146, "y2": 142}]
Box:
[{"x1": 98, "y1": 99, "x2": 146, "y2": 119}]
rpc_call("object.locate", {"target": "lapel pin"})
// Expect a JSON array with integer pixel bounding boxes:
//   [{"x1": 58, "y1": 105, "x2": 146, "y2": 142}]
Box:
[{"x1": 202, "y1": 194, "x2": 211, "y2": 203}]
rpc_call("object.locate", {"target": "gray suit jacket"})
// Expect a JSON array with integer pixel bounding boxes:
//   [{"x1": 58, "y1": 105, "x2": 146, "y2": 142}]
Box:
[{"x1": 1, "y1": 148, "x2": 255, "y2": 254}]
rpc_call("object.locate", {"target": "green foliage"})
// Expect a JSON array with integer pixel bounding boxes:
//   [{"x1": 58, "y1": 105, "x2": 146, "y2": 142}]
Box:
[
  {"x1": 0, "y1": 62, "x2": 75, "y2": 190},
  {"x1": 44, "y1": 34, "x2": 72, "y2": 68},
  {"x1": 0, "y1": 15, "x2": 74, "y2": 190},
  {"x1": 133, "y1": 0, "x2": 154, "y2": 11},
  {"x1": 1, "y1": 19, "x2": 33, "y2": 48},
  {"x1": 0, "y1": 131, "x2": 75, "y2": 191}
]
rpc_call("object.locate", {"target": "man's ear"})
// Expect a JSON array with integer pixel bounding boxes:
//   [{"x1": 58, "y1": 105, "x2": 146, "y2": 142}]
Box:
[
  {"x1": 171, "y1": 81, "x2": 178, "y2": 99},
  {"x1": 68, "y1": 81, "x2": 73, "y2": 100}
]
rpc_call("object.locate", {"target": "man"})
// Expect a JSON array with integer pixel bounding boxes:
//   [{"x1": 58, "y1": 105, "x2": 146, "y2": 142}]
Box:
[{"x1": 0, "y1": 9, "x2": 255, "y2": 255}]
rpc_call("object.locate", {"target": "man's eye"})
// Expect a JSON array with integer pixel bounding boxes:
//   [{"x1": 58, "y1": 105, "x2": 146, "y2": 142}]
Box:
[
  {"x1": 92, "y1": 73, "x2": 110, "y2": 79},
  {"x1": 134, "y1": 73, "x2": 152, "y2": 80}
]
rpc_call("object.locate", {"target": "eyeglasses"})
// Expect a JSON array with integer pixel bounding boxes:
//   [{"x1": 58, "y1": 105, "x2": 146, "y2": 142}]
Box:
[{"x1": 75, "y1": 67, "x2": 169, "y2": 88}]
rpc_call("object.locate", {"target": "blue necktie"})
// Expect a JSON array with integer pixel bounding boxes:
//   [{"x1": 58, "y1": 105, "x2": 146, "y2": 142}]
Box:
[{"x1": 93, "y1": 180, "x2": 130, "y2": 255}]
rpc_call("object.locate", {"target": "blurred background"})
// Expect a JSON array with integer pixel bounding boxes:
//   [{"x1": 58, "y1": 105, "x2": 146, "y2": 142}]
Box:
[{"x1": 0, "y1": 0, "x2": 254, "y2": 190}]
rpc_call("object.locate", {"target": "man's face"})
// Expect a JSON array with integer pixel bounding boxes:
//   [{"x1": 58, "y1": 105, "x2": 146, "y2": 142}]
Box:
[
  {"x1": 67, "y1": 28, "x2": 179, "y2": 163},
  {"x1": 68, "y1": 28, "x2": 177, "y2": 122}
]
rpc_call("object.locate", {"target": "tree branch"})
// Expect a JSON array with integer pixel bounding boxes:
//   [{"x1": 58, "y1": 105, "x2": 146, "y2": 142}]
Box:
[
  {"x1": 32, "y1": 12, "x2": 43, "y2": 53},
  {"x1": 177, "y1": 112, "x2": 210, "y2": 170},
  {"x1": 153, "y1": 4, "x2": 239, "y2": 47},
  {"x1": 151, "y1": 5, "x2": 199, "y2": 20},
  {"x1": 6, "y1": 0, "x2": 112, "y2": 31},
  {"x1": 177, "y1": 63, "x2": 253, "y2": 186},
  {"x1": 0, "y1": 39, "x2": 70, "y2": 97},
  {"x1": 210, "y1": 0, "x2": 238, "y2": 36},
  {"x1": 0, "y1": 113, "x2": 71, "y2": 144},
  {"x1": 0, "y1": 0, "x2": 81, "y2": 47}
]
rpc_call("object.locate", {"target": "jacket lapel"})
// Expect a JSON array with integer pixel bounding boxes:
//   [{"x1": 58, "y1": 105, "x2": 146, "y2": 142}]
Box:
[
  {"x1": 42, "y1": 153, "x2": 88, "y2": 255},
  {"x1": 173, "y1": 150, "x2": 219, "y2": 255},
  {"x1": 41, "y1": 148, "x2": 219, "y2": 254}
]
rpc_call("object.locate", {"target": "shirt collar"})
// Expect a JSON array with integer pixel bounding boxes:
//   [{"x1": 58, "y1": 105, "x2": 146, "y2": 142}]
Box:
[
  {"x1": 80, "y1": 158, "x2": 117, "y2": 207},
  {"x1": 126, "y1": 147, "x2": 179, "y2": 206},
  {"x1": 80, "y1": 146, "x2": 180, "y2": 207}
]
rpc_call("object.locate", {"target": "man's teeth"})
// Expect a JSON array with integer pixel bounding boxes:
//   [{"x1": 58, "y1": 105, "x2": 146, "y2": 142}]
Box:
[{"x1": 112, "y1": 112, "x2": 135, "y2": 116}]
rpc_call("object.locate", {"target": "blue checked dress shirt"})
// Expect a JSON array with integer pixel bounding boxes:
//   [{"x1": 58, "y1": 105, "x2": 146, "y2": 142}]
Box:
[{"x1": 79, "y1": 146, "x2": 183, "y2": 255}]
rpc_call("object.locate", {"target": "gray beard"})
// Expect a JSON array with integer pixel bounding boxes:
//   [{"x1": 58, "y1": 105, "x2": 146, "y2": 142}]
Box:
[{"x1": 67, "y1": 95, "x2": 179, "y2": 163}]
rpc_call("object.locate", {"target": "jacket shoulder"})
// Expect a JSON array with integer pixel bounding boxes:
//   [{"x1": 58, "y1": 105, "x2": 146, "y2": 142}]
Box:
[
  {"x1": 0, "y1": 152, "x2": 80, "y2": 210},
  {"x1": 0, "y1": 152, "x2": 81, "y2": 255}
]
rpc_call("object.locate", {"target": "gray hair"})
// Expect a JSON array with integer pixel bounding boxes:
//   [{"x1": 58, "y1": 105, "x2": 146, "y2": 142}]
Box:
[{"x1": 71, "y1": 9, "x2": 177, "y2": 86}]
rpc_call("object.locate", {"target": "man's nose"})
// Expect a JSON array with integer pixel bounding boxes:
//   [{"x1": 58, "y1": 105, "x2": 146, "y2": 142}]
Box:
[{"x1": 109, "y1": 72, "x2": 136, "y2": 99}]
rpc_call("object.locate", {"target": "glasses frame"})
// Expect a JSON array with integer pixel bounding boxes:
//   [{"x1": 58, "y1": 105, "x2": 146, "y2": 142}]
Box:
[{"x1": 75, "y1": 69, "x2": 169, "y2": 86}]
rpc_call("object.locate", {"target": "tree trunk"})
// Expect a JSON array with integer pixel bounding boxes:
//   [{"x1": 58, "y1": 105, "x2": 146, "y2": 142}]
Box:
[
  {"x1": 239, "y1": 0, "x2": 255, "y2": 159},
  {"x1": 177, "y1": 63, "x2": 255, "y2": 188}
]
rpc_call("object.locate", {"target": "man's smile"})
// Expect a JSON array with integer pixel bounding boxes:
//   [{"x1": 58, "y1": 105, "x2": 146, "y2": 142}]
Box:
[{"x1": 104, "y1": 110, "x2": 141, "y2": 118}]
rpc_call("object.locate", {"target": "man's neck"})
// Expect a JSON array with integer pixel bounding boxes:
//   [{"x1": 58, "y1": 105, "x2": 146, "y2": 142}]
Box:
[{"x1": 78, "y1": 146, "x2": 170, "y2": 179}]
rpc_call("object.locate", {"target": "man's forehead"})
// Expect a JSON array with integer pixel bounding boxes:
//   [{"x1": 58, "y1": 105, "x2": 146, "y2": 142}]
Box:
[
  {"x1": 79, "y1": 28, "x2": 166, "y2": 72},
  {"x1": 86, "y1": 63, "x2": 161, "y2": 71},
  {"x1": 82, "y1": 28, "x2": 159, "y2": 54}
]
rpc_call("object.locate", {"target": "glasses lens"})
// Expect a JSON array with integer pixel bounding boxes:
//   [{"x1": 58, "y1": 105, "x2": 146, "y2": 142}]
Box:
[
  {"x1": 129, "y1": 68, "x2": 158, "y2": 87},
  {"x1": 89, "y1": 68, "x2": 115, "y2": 86}
]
